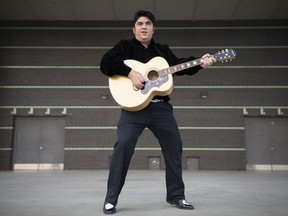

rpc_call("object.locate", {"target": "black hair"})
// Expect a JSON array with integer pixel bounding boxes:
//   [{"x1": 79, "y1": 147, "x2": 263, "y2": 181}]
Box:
[{"x1": 133, "y1": 10, "x2": 155, "y2": 26}]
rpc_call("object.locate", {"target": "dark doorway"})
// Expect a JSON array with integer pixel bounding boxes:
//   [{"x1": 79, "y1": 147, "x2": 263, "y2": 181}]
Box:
[
  {"x1": 13, "y1": 117, "x2": 65, "y2": 170},
  {"x1": 245, "y1": 118, "x2": 288, "y2": 171}
]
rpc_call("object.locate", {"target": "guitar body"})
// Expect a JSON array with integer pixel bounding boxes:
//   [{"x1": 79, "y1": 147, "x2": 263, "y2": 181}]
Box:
[{"x1": 109, "y1": 56, "x2": 173, "y2": 111}]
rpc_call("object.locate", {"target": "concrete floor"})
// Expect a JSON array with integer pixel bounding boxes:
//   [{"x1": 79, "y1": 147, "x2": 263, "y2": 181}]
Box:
[{"x1": 0, "y1": 170, "x2": 287, "y2": 216}]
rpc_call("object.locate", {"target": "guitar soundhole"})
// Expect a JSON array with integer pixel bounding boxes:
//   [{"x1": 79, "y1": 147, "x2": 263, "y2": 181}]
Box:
[{"x1": 147, "y1": 70, "x2": 159, "y2": 81}]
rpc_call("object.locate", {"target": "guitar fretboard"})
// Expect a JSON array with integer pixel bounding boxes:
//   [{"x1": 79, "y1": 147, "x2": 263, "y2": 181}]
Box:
[
  {"x1": 157, "y1": 49, "x2": 236, "y2": 77},
  {"x1": 158, "y1": 58, "x2": 204, "y2": 76}
]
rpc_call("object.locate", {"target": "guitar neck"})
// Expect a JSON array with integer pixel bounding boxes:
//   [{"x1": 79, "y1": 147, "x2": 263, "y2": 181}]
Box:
[
  {"x1": 158, "y1": 58, "x2": 204, "y2": 76},
  {"x1": 157, "y1": 49, "x2": 236, "y2": 76}
]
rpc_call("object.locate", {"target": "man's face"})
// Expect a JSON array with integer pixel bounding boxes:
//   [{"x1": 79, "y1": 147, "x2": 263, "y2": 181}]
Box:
[{"x1": 133, "y1": 16, "x2": 154, "y2": 45}]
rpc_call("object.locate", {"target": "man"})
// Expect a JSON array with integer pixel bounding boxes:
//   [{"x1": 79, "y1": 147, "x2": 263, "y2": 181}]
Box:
[{"x1": 100, "y1": 10, "x2": 216, "y2": 214}]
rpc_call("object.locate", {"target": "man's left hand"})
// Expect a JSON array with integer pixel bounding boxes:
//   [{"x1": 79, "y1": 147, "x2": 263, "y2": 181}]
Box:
[{"x1": 201, "y1": 54, "x2": 216, "y2": 68}]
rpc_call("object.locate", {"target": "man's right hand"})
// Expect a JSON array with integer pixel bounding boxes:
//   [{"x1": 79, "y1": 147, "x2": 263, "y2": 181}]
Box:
[{"x1": 128, "y1": 70, "x2": 145, "y2": 90}]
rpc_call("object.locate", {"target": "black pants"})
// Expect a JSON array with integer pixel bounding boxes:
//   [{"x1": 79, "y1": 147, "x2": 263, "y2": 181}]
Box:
[{"x1": 104, "y1": 101, "x2": 185, "y2": 206}]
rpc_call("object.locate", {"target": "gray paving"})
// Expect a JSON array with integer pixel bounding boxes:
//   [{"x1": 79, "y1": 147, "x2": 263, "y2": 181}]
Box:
[{"x1": 0, "y1": 170, "x2": 288, "y2": 216}]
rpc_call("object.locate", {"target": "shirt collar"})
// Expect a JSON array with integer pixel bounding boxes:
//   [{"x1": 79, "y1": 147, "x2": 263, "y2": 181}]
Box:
[{"x1": 133, "y1": 37, "x2": 155, "y2": 48}]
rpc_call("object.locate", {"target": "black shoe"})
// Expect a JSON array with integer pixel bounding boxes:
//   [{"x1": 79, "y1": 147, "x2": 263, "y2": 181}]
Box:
[
  {"x1": 103, "y1": 203, "x2": 116, "y2": 214},
  {"x1": 167, "y1": 199, "x2": 195, "y2": 210}
]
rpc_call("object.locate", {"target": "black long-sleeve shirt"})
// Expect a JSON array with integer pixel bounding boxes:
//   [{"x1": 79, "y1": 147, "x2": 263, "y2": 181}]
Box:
[{"x1": 100, "y1": 37, "x2": 203, "y2": 101}]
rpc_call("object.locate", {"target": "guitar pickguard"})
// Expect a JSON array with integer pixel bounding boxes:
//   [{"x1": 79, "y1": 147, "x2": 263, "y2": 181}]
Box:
[{"x1": 141, "y1": 74, "x2": 169, "y2": 94}]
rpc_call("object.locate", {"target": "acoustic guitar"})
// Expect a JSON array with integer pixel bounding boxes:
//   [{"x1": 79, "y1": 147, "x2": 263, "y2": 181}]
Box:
[{"x1": 109, "y1": 49, "x2": 237, "y2": 111}]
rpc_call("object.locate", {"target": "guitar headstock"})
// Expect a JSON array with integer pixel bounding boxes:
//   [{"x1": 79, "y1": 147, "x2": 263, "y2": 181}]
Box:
[{"x1": 213, "y1": 49, "x2": 237, "y2": 62}]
